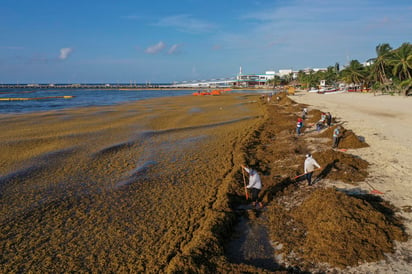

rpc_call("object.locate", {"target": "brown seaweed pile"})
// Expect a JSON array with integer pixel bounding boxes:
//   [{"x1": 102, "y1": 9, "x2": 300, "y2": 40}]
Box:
[
  {"x1": 267, "y1": 188, "x2": 407, "y2": 269},
  {"x1": 223, "y1": 92, "x2": 408, "y2": 272}
]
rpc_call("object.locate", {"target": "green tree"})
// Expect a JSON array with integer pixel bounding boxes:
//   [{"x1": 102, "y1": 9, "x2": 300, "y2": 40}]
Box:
[
  {"x1": 323, "y1": 66, "x2": 338, "y2": 85},
  {"x1": 267, "y1": 75, "x2": 282, "y2": 88},
  {"x1": 398, "y1": 78, "x2": 412, "y2": 96},
  {"x1": 390, "y1": 42, "x2": 412, "y2": 81},
  {"x1": 369, "y1": 43, "x2": 393, "y2": 84},
  {"x1": 340, "y1": 60, "x2": 367, "y2": 86}
]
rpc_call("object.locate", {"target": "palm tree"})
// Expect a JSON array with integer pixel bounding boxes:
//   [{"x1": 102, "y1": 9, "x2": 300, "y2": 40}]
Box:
[
  {"x1": 390, "y1": 42, "x2": 412, "y2": 81},
  {"x1": 398, "y1": 78, "x2": 412, "y2": 96},
  {"x1": 369, "y1": 43, "x2": 393, "y2": 84},
  {"x1": 323, "y1": 66, "x2": 338, "y2": 86},
  {"x1": 340, "y1": 60, "x2": 367, "y2": 86},
  {"x1": 267, "y1": 75, "x2": 281, "y2": 88},
  {"x1": 299, "y1": 69, "x2": 318, "y2": 89}
]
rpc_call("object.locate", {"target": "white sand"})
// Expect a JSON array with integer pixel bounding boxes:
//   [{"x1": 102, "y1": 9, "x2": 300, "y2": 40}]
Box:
[{"x1": 291, "y1": 92, "x2": 412, "y2": 273}]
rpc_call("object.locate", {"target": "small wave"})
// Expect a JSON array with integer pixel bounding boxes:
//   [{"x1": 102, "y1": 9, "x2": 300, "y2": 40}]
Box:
[
  {"x1": 130, "y1": 160, "x2": 157, "y2": 175},
  {"x1": 115, "y1": 161, "x2": 158, "y2": 188},
  {"x1": 93, "y1": 141, "x2": 135, "y2": 156}
]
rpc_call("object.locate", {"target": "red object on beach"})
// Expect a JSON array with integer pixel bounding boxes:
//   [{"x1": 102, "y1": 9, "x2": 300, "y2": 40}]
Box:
[
  {"x1": 365, "y1": 181, "x2": 384, "y2": 194},
  {"x1": 370, "y1": 189, "x2": 384, "y2": 195}
]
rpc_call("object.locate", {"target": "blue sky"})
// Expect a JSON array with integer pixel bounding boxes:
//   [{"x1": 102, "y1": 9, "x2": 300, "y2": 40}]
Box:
[{"x1": 1, "y1": 0, "x2": 411, "y2": 83}]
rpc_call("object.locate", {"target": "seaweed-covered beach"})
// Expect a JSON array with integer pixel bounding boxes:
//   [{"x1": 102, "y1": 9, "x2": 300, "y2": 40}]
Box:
[{"x1": 1, "y1": 92, "x2": 411, "y2": 273}]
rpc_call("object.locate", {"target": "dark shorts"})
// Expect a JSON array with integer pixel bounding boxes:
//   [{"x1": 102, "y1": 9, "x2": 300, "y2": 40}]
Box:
[{"x1": 249, "y1": 188, "x2": 261, "y2": 202}]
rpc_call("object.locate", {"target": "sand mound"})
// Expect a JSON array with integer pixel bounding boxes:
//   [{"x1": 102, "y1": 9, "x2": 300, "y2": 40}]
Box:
[{"x1": 268, "y1": 188, "x2": 407, "y2": 269}]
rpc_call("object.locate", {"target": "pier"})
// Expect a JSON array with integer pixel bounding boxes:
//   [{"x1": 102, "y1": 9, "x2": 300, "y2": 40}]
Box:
[
  {"x1": 0, "y1": 78, "x2": 237, "y2": 90},
  {"x1": 0, "y1": 83, "x2": 173, "y2": 89}
]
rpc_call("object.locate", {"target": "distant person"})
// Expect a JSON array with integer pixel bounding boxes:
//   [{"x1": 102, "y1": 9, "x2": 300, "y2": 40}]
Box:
[
  {"x1": 326, "y1": 112, "x2": 332, "y2": 127},
  {"x1": 241, "y1": 165, "x2": 263, "y2": 208},
  {"x1": 317, "y1": 112, "x2": 326, "y2": 131},
  {"x1": 304, "y1": 154, "x2": 321, "y2": 186},
  {"x1": 296, "y1": 117, "x2": 303, "y2": 136},
  {"x1": 320, "y1": 112, "x2": 326, "y2": 125},
  {"x1": 302, "y1": 108, "x2": 308, "y2": 120},
  {"x1": 332, "y1": 126, "x2": 342, "y2": 148}
]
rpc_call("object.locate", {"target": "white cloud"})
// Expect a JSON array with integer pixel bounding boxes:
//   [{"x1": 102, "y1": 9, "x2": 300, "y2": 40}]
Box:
[
  {"x1": 59, "y1": 48, "x2": 73, "y2": 60},
  {"x1": 167, "y1": 44, "x2": 181, "y2": 55},
  {"x1": 145, "y1": 41, "x2": 166, "y2": 54}
]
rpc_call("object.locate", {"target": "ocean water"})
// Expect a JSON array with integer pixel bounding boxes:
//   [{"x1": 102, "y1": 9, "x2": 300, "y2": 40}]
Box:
[
  {"x1": 0, "y1": 89, "x2": 193, "y2": 114},
  {"x1": 0, "y1": 88, "x2": 273, "y2": 115}
]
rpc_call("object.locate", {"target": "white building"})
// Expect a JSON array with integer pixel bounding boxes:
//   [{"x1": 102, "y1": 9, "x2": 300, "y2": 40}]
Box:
[{"x1": 235, "y1": 68, "x2": 276, "y2": 87}]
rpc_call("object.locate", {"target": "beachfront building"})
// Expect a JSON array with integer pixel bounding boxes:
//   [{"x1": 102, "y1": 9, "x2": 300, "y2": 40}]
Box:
[
  {"x1": 234, "y1": 68, "x2": 276, "y2": 87},
  {"x1": 278, "y1": 69, "x2": 294, "y2": 78},
  {"x1": 167, "y1": 66, "x2": 329, "y2": 88}
]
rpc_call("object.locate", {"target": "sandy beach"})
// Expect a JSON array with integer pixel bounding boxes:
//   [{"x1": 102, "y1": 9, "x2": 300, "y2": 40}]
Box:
[
  {"x1": 292, "y1": 91, "x2": 412, "y2": 272},
  {"x1": 1, "y1": 91, "x2": 411, "y2": 273},
  {"x1": 292, "y1": 92, "x2": 412, "y2": 218}
]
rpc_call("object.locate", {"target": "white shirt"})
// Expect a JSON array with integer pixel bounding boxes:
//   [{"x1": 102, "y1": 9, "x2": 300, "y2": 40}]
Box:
[
  {"x1": 243, "y1": 167, "x2": 262, "y2": 189},
  {"x1": 304, "y1": 157, "x2": 320, "y2": 173}
]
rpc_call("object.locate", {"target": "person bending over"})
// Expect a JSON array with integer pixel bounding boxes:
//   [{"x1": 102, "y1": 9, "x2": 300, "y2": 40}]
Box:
[{"x1": 241, "y1": 165, "x2": 263, "y2": 208}]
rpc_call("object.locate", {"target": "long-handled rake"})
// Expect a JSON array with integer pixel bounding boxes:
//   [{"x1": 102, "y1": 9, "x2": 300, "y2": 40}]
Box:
[{"x1": 242, "y1": 168, "x2": 249, "y2": 200}]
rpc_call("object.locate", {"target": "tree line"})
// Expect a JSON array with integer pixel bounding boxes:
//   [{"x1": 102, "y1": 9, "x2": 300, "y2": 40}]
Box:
[{"x1": 268, "y1": 42, "x2": 412, "y2": 96}]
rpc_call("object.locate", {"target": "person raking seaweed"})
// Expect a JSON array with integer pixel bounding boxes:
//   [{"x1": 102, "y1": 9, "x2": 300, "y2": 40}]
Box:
[
  {"x1": 241, "y1": 165, "x2": 263, "y2": 209},
  {"x1": 304, "y1": 154, "x2": 321, "y2": 186},
  {"x1": 296, "y1": 117, "x2": 303, "y2": 136}
]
